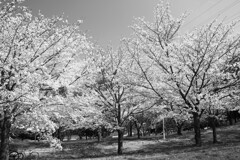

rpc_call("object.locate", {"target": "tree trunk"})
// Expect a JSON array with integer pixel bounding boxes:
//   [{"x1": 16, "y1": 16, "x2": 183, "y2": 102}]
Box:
[
  {"x1": 117, "y1": 130, "x2": 123, "y2": 155},
  {"x1": 129, "y1": 121, "x2": 133, "y2": 137},
  {"x1": 177, "y1": 125, "x2": 183, "y2": 135},
  {"x1": 229, "y1": 117, "x2": 233, "y2": 125},
  {"x1": 227, "y1": 111, "x2": 233, "y2": 125},
  {"x1": 78, "y1": 135, "x2": 82, "y2": 140},
  {"x1": 163, "y1": 117, "x2": 165, "y2": 140},
  {"x1": 57, "y1": 128, "x2": 61, "y2": 139},
  {"x1": 142, "y1": 127, "x2": 145, "y2": 136},
  {"x1": 155, "y1": 124, "x2": 158, "y2": 135},
  {"x1": 134, "y1": 121, "x2": 141, "y2": 139},
  {"x1": 117, "y1": 102, "x2": 123, "y2": 155},
  {"x1": 0, "y1": 111, "x2": 12, "y2": 160},
  {"x1": 137, "y1": 128, "x2": 141, "y2": 139},
  {"x1": 60, "y1": 133, "x2": 64, "y2": 141},
  {"x1": 209, "y1": 117, "x2": 217, "y2": 143},
  {"x1": 58, "y1": 127, "x2": 63, "y2": 140},
  {"x1": 97, "y1": 127, "x2": 102, "y2": 142},
  {"x1": 193, "y1": 112, "x2": 201, "y2": 146},
  {"x1": 56, "y1": 127, "x2": 64, "y2": 141},
  {"x1": 234, "y1": 111, "x2": 237, "y2": 123}
]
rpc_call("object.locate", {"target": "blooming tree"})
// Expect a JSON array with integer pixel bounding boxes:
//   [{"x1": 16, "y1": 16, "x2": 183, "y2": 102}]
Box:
[
  {"x1": 0, "y1": 0, "x2": 92, "y2": 159},
  {"x1": 83, "y1": 46, "x2": 158, "y2": 154},
  {"x1": 124, "y1": 1, "x2": 240, "y2": 146}
]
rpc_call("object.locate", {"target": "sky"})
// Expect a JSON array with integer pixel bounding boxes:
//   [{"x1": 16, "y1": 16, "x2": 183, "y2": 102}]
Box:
[{"x1": 25, "y1": 0, "x2": 240, "y2": 48}]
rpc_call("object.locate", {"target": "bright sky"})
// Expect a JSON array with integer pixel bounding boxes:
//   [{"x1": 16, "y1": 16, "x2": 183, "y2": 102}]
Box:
[{"x1": 25, "y1": 0, "x2": 240, "y2": 48}]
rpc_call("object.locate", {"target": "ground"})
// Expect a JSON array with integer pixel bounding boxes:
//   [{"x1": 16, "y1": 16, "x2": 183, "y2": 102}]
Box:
[{"x1": 10, "y1": 123, "x2": 240, "y2": 160}]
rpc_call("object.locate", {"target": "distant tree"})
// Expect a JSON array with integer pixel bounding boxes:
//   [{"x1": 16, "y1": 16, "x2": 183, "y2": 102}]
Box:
[
  {"x1": 84, "y1": 46, "x2": 158, "y2": 154},
  {"x1": 171, "y1": 108, "x2": 191, "y2": 135},
  {"x1": 132, "y1": 111, "x2": 153, "y2": 138}
]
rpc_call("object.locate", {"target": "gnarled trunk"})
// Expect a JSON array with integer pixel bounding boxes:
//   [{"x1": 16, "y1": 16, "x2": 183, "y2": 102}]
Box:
[
  {"x1": 0, "y1": 111, "x2": 12, "y2": 160},
  {"x1": 193, "y1": 112, "x2": 201, "y2": 146}
]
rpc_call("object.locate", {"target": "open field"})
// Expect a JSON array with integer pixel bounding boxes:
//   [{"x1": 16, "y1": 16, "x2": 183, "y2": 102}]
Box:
[{"x1": 10, "y1": 123, "x2": 240, "y2": 160}]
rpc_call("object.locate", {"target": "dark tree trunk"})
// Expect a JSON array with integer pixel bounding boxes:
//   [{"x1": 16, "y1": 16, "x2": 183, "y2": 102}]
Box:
[
  {"x1": 162, "y1": 118, "x2": 166, "y2": 140},
  {"x1": 57, "y1": 128, "x2": 61, "y2": 139},
  {"x1": 227, "y1": 111, "x2": 233, "y2": 125},
  {"x1": 97, "y1": 127, "x2": 102, "y2": 142},
  {"x1": 55, "y1": 127, "x2": 64, "y2": 141},
  {"x1": 129, "y1": 121, "x2": 133, "y2": 137},
  {"x1": 136, "y1": 128, "x2": 140, "y2": 139},
  {"x1": 117, "y1": 102, "x2": 123, "y2": 155},
  {"x1": 234, "y1": 111, "x2": 237, "y2": 123},
  {"x1": 209, "y1": 117, "x2": 217, "y2": 143},
  {"x1": 177, "y1": 124, "x2": 183, "y2": 135},
  {"x1": 77, "y1": 129, "x2": 83, "y2": 140},
  {"x1": 155, "y1": 124, "x2": 158, "y2": 135},
  {"x1": 60, "y1": 133, "x2": 64, "y2": 141},
  {"x1": 117, "y1": 130, "x2": 123, "y2": 155},
  {"x1": 176, "y1": 121, "x2": 184, "y2": 135},
  {"x1": 142, "y1": 127, "x2": 145, "y2": 136},
  {"x1": 134, "y1": 121, "x2": 141, "y2": 139},
  {"x1": 229, "y1": 117, "x2": 233, "y2": 125},
  {"x1": 0, "y1": 111, "x2": 12, "y2": 160},
  {"x1": 193, "y1": 112, "x2": 201, "y2": 146}
]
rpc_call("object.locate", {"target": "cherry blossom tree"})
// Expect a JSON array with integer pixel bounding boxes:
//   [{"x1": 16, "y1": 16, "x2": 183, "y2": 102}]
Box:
[
  {"x1": 166, "y1": 102, "x2": 191, "y2": 135},
  {"x1": 132, "y1": 111, "x2": 152, "y2": 138},
  {"x1": 0, "y1": 0, "x2": 92, "y2": 159},
  {"x1": 124, "y1": 1, "x2": 240, "y2": 146},
  {"x1": 83, "y1": 46, "x2": 158, "y2": 154}
]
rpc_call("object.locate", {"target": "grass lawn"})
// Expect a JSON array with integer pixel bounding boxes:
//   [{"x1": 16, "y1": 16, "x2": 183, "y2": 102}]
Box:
[{"x1": 10, "y1": 123, "x2": 240, "y2": 160}]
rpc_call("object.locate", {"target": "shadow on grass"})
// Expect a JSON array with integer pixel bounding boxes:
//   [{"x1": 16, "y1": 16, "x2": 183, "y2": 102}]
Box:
[
  {"x1": 10, "y1": 140, "x2": 49, "y2": 148},
  {"x1": 19, "y1": 123, "x2": 240, "y2": 159},
  {"x1": 40, "y1": 139, "x2": 240, "y2": 160},
  {"x1": 38, "y1": 136, "x2": 227, "y2": 159}
]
